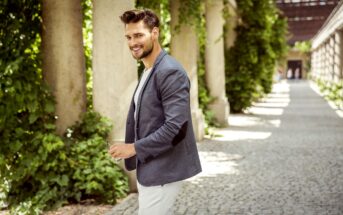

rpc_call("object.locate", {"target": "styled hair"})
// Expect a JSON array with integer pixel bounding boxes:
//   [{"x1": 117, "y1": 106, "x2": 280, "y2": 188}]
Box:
[{"x1": 120, "y1": 9, "x2": 160, "y2": 31}]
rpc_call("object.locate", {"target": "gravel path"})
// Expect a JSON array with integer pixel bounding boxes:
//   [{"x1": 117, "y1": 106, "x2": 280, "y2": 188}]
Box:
[{"x1": 107, "y1": 81, "x2": 343, "y2": 215}]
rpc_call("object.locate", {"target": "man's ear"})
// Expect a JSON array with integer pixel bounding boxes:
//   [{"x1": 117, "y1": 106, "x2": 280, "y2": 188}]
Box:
[{"x1": 152, "y1": 27, "x2": 159, "y2": 39}]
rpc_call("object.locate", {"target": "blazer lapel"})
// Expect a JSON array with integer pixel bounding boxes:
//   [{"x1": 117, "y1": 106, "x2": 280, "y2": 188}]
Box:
[{"x1": 134, "y1": 50, "x2": 167, "y2": 139}]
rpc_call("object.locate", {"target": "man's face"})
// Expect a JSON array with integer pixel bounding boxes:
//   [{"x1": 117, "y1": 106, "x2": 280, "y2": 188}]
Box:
[{"x1": 124, "y1": 21, "x2": 157, "y2": 60}]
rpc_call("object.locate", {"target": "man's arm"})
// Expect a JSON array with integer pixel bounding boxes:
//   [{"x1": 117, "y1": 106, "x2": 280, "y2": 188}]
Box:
[{"x1": 133, "y1": 68, "x2": 190, "y2": 163}]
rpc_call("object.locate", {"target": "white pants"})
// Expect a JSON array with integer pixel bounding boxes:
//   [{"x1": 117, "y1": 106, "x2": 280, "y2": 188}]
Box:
[{"x1": 137, "y1": 181, "x2": 183, "y2": 215}]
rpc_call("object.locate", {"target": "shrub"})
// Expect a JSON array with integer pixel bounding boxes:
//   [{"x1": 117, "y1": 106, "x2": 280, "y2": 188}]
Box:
[
  {"x1": 0, "y1": 1, "x2": 128, "y2": 213},
  {"x1": 225, "y1": 0, "x2": 288, "y2": 113},
  {"x1": 316, "y1": 78, "x2": 343, "y2": 109},
  {"x1": 63, "y1": 111, "x2": 129, "y2": 204}
]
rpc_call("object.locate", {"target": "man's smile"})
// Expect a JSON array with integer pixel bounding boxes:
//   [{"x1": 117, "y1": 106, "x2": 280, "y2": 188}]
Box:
[{"x1": 131, "y1": 46, "x2": 143, "y2": 53}]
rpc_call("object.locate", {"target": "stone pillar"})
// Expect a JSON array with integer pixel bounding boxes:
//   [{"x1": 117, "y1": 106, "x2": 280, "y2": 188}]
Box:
[
  {"x1": 329, "y1": 36, "x2": 335, "y2": 82},
  {"x1": 170, "y1": 0, "x2": 205, "y2": 141},
  {"x1": 93, "y1": 0, "x2": 137, "y2": 192},
  {"x1": 313, "y1": 48, "x2": 318, "y2": 79},
  {"x1": 320, "y1": 43, "x2": 326, "y2": 80},
  {"x1": 224, "y1": 0, "x2": 237, "y2": 50},
  {"x1": 340, "y1": 31, "x2": 343, "y2": 80},
  {"x1": 318, "y1": 47, "x2": 321, "y2": 79},
  {"x1": 326, "y1": 40, "x2": 331, "y2": 82},
  {"x1": 334, "y1": 31, "x2": 343, "y2": 82},
  {"x1": 335, "y1": 30, "x2": 343, "y2": 109},
  {"x1": 311, "y1": 49, "x2": 316, "y2": 79},
  {"x1": 205, "y1": 0, "x2": 229, "y2": 126},
  {"x1": 337, "y1": 29, "x2": 343, "y2": 109},
  {"x1": 42, "y1": 0, "x2": 87, "y2": 135},
  {"x1": 317, "y1": 46, "x2": 321, "y2": 79}
]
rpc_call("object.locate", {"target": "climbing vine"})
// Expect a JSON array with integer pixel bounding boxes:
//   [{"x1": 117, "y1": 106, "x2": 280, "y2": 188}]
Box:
[
  {"x1": 225, "y1": 0, "x2": 288, "y2": 112},
  {"x1": 0, "y1": 1, "x2": 128, "y2": 213},
  {"x1": 81, "y1": 0, "x2": 94, "y2": 108}
]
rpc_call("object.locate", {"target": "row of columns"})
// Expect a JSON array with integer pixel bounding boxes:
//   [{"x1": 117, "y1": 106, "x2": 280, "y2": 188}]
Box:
[
  {"x1": 311, "y1": 31, "x2": 343, "y2": 83},
  {"x1": 42, "y1": 0, "x2": 237, "y2": 191},
  {"x1": 311, "y1": 2, "x2": 343, "y2": 84},
  {"x1": 170, "y1": 0, "x2": 205, "y2": 140}
]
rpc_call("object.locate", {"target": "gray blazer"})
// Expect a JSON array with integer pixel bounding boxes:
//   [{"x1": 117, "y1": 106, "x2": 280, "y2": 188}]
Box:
[{"x1": 124, "y1": 50, "x2": 202, "y2": 186}]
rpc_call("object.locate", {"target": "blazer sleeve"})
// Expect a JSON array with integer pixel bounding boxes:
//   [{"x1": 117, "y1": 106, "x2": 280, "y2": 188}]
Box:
[{"x1": 133, "y1": 68, "x2": 190, "y2": 164}]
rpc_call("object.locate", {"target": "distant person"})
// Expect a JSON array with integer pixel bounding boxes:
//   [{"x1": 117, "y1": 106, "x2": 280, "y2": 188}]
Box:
[
  {"x1": 287, "y1": 69, "x2": 293, "y2": 79},
  {"x1": 108, "y1": 9, "x2": 202, "y2": 215},
  {"x1": 295, "y1": 68, "x2": 300, "y2": 79}
]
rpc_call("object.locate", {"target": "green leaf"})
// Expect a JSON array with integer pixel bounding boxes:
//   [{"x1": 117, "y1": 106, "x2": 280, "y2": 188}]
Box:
[
  {"x1": 44, "y1": 101, "x2": 55, "y2": 113},
  {"x1": 29, "y1": 113, "x2": 39, "y2": 124},
  {"x1": 44, "y1": 123, "x2": 56, "y2": 130}
]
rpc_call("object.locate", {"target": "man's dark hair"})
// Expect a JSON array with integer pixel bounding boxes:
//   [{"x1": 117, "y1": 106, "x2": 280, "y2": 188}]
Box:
[{"x1": 120, "y1": 9, "x2": 160, "y2": 31}]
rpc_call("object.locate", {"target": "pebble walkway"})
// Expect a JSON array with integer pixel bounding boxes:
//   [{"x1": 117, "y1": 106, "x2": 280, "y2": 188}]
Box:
[{"x1": 107, "y1": 81, "x2": 343, "y2": 215}]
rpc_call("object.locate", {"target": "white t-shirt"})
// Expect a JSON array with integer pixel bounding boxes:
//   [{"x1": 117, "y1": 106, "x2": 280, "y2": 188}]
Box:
[{"x1": 134, "y1": 67, "x2": 152, "y2": 121}]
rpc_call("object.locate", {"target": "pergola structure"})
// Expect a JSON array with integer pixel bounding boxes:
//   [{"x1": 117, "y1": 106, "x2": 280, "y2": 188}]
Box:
[
  {"x1": 276, "y1": 0, "x2": 340, "y2": 45},
  {"x1": 42, "y1": 0, "x2": 237, "y2": 191}
]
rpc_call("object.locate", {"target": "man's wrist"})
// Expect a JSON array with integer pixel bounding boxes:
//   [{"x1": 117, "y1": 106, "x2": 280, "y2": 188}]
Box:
[{"x1": 131, "y1": 143, "x2": 136, "y2": 155}]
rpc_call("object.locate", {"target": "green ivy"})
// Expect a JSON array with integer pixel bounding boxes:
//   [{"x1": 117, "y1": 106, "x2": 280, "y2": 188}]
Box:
[
  {"x1": 0, "y1": 1, "x2": 128, "y2": 213},
  {"x1": 225, "y1": 0, "x2": 288, "y2": 112},
  {"x1": 294, "y1": 41, "x2": 311, "y2": 74},
  {"x1": 81, "y1": 0, "x2": 94, "y2": 109},
  {"x1": 176, "y1": 0, "x2": 203, "y2": 31}
]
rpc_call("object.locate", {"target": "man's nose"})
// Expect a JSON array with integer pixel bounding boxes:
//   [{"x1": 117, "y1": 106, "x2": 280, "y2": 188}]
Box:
[{"x1": 128, "y1": 38, "x2": 138, "y2": 47}]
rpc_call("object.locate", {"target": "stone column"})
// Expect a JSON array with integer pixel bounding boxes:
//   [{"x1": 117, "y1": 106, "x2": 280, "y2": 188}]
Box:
[
  {"x1": 170, "y1": 0, "x2": 205, "y2": 141},
  {"x1": 340, "y1": 31, "x2": 343, "y2": 80},
  {"x1": 315, "y1": 49, "x2": 320, "y2": 79},
  {"x1": 318, "y1": 47, "x2": 321, "y2": 79},
  {"x1": 329, "y1": 36, "x2": 335, "y2": 82},
  {"x1": 334, "y1": 31, "x2": 343, "y2": 82},
  {"x1": 335, "y1": 30, "x2": 343, "y2": 109},
  {"x1": 321, "y1": 43, "x2": 325, "y2": 80},
  {"x1": 326, "y1": 41, "x2": 329, "y2": 81},
  {"x1": 92, "y1": 0, "x2": 137, "y2": 192},
  {"x1": 317, "y1": 46, "x2": 321, "y2": 79},
  {"x1": 205, "y1": 0, "x2": 229, "y2": 126},
  {"x1": 313, "y1": 48, "x2": 318, "y2": 79},
  {"x1": 337, "y1": 29, "x2": 343, "y2": 109},
  {"x1": 42, "y1": 0, "x2": 87, "y2": 135},
  {"x1": 224, "y1": 0, "x2": 237, "y2": 50},
  {"x1": 311, "y1": 49, "x2": 317, "y2": 79}
]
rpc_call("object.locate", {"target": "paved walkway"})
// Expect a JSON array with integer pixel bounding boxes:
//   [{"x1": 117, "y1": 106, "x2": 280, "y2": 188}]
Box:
[{"x1": 107, "y1": 81, "x2": 343, "y2": 215}]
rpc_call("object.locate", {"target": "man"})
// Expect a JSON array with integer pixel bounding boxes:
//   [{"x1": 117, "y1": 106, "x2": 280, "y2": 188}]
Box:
[{"x1": 109, "y1": 9, "x2": 202, "y2": 215}]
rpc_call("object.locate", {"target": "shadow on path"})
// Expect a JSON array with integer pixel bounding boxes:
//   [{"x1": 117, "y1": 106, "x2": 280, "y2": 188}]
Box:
[{"x1": 108, "y1": 80, "x2": 343, "y2": 215}]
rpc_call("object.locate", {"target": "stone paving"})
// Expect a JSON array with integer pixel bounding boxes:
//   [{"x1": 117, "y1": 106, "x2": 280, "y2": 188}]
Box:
[{"x1": 107, "y1": 81, "x2": 343, "y2": 215}]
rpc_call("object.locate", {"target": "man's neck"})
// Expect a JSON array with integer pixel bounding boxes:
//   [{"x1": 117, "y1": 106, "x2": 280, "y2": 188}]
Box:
[{"x1": 142, "y1": 44, "x2": 162, "y2": 69}]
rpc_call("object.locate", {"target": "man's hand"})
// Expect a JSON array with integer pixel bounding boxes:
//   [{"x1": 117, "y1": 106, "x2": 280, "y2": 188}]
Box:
[{"x1": 108, "y1": 143, "x2": 136, "y2": 159}]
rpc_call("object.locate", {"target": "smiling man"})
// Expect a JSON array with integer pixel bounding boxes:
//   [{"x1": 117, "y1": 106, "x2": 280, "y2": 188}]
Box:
[{"x1": 109, "y1": 9, "x2": 202, "y2": 215}]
